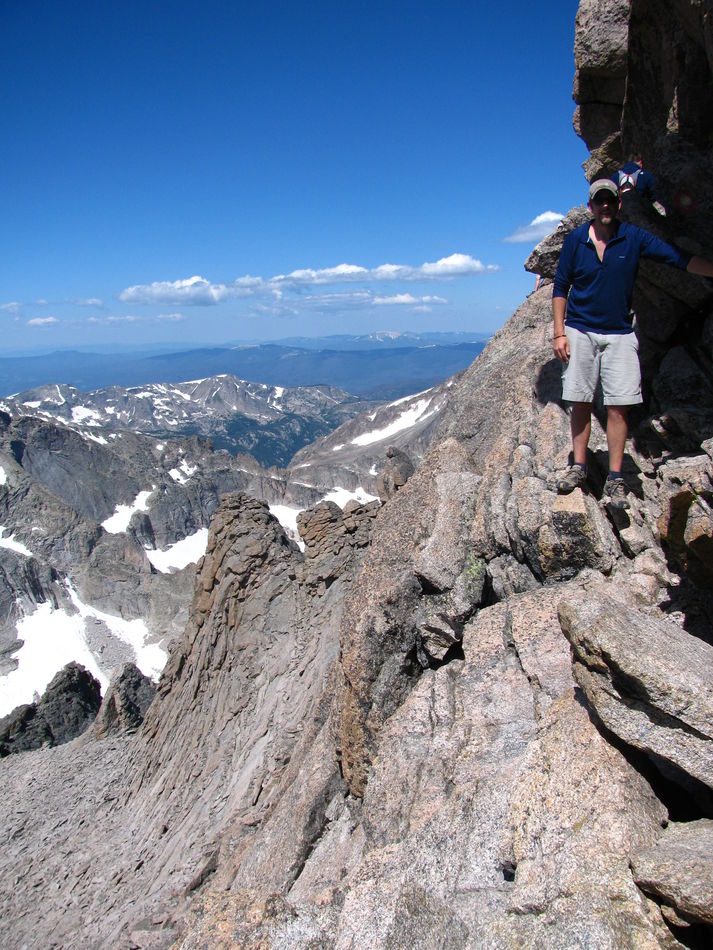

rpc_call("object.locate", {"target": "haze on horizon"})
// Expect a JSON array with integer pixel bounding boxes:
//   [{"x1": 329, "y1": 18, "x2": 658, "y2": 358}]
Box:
[{"x1": 1, "y1": 0, "x2": 586, "y2": 354}]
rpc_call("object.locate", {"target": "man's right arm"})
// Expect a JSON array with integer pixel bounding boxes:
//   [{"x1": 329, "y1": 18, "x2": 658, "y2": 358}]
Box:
[
  {"x1": 552, "y1": 234, "x2": 574, "y2": 363},
  {"x1": 552, "y1": 296, "x2": 569, "y2": 362}
]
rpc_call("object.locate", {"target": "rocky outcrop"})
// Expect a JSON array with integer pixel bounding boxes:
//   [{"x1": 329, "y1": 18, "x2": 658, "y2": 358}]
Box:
[
  {"x1": 92, "y1": 663, "x2": 156, "y2": 737},
  {"x1": 0, "y1": 662, "x2": 101, "y2": 755},
  {"x1": 297, "y1": 498, "x2": 379, "y2": 594},
  {"x1": 375, "y1": 446, "x2": 415, "y2": 502}
]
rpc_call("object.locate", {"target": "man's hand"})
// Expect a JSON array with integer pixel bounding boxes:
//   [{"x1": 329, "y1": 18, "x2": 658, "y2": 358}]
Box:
[
  {"x1": 552, "y1": 296, "x2": 569, "y2": 363},
  {"x1": 553, "y1": 333, "x2": 570, "y2": 363}
]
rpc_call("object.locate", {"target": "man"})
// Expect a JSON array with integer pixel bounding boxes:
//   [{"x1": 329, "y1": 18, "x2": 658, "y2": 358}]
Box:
[
  {"x1": 552, "y1": 178, "x2": 713, "y2": 509},
  {"x1": 612, "y1": 154, "x2": 665, "y2": 215}
]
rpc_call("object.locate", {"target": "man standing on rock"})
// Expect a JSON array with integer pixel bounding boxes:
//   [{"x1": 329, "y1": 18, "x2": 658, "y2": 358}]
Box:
[{"x1": 552, "y1": 178, "x2": 713, "y2": 509}]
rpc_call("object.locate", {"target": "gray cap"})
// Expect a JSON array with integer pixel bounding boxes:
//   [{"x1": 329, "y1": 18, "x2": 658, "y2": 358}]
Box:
[{"x1": 588, "y1": 179, "x2": 619, "y2": 201}]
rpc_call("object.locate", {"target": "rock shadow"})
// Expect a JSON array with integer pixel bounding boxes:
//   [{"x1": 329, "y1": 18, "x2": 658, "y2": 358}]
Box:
[{"x1": 534, "y1": 358, "x2": 563, "y2": 405}]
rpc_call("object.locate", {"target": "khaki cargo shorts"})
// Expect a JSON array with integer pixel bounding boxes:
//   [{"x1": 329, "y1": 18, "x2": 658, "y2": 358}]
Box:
[{"x1": 561, "y1": 326, "x2": 643, "y2": 406}]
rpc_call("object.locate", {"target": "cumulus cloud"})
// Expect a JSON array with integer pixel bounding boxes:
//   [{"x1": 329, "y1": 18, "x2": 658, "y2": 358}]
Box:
[
  {"x1": 27, "y1": 316, "x2": 58, "y2": 327},
  {"x1": 1, "y1": 302, "x2": 21, "y2": 316},
  {"x1": 118, "y1": 253, "x2": 498, "y2": 306},
  {"x1": 373, "y1": 293, "x2": 447, "y2": 305},
  {"x1": 157, "y1": 312, "x2": 184, "y2": 322},
  {"x1": 273, "y1": 263, "x2": 369, "y2": 286},
  {"x1": 119, "y1": 274, "x2": 261, "y2": 306},
  {"x1": 504, "y1": 211, "x2": 564, "y2": 244}
]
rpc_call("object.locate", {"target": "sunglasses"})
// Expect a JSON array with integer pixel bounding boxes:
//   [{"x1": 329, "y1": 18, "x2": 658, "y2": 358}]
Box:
[{"x1": 591, "y1": 192, "x2": 618, "y2": 206}]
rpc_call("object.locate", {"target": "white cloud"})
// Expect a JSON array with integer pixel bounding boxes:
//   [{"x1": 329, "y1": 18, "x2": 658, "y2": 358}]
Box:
[
  {"x1": 373, "y1": 293, "x2": 447, "y2": 305},
  {"x1": 27, "y1": 316, "x2": 58, "y2": 327},
  {"x1": 157, "y1": 312, "x2": 184, "y2": 321},
  {"x1": 273, "y1": 263, "x2": 369, "y2": 285},
  {"x1": 75, "y1": 297, "x2": 103, "y2": 307},
  {"x1": 504, "y1": 211, "x2": 564, "y2": 244},
  {"x1": 119, "y1": 274, "x2": 261, "y2": 306},
  {"x1": 118, "y1": 253, "x2": 498, "y2": 306},
  {"x1": 88, "y1": 314, "x2": 138, "y2": 324},
  {"x1": 302, "y1": 290, "x2": 373, "y2": 310},
  {"x1": 1, "y1": 302, "x2": 21, "y2": 316},
  {"x1": 420, "y1": 253, "x2": 494, "y2": 276}
]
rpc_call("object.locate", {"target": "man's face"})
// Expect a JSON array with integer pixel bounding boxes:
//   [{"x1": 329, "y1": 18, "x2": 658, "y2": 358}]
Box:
[{"x1": 588, "y1": 190, "x2": 621, "y2": 224}]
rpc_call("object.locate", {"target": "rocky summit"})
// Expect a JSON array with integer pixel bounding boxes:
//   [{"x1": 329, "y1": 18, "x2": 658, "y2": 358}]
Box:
[{"x1": 2, "y1": 2, "x2": 713, "y2": 948}]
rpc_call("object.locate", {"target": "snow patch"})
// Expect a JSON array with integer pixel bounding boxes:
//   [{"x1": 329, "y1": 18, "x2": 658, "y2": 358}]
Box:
[
  {"x1": 388, "y1": 386, "x2": 433, "y2": 408},
  {"x1": 102, "y1": 489, "x2": 154, "y2": 533},
  {"x1": 180, "y1": 459, "x2": 197, "y2": 478},
  {"x1": 0, "y1": 465, "x2": 6, "y2": 486},
  {"x1": 323, "y1": 486, "x2": 379, "y2": 507},
  {"x1": 269, "y1": 504, "x2": 304, "y2": 550},
  {"x1": 0, "y1": 602, "x2": 107, "y2": 717},
  {"x1": 0, "y1": 527, "x2": 33, "y2": 557},
  {"x1": 67, "y1": 585, "x2": 165, "y2": 681},
  {"x1": 71, "y1": 406, "x2": 102, "y2": 425},
  {"x1": 350, "y1": 397, "x2": 436, "y2": 447},
  {"x1": 145, "y1": 528, "x2": 209, "y2": 573}
]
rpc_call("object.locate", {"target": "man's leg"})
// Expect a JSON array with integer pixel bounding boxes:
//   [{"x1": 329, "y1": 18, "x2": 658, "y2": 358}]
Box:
[
  {"x1": 558, "y1": 328, "x2": 598, "y2": 494},
  {"x1": 558, "y1": 401, "x2": 592, "y2": 494},
  {"x1": 604, "y1": 405, "x2": 630, "y2": 508},
  {"x1": 605, "y1": 405, "x2": 628, "y2": 473},
  {"x1": 571, "y1": 401, "x2": 592, "y2": 465}
]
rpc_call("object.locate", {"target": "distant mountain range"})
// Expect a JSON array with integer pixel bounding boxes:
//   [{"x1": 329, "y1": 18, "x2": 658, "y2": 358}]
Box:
[
  {"x1": 0, "y1": 332, "x2": 489, "y2": 400},
  {"x1": 0, "y1": 376, "x2": 371, "y2": 468}
]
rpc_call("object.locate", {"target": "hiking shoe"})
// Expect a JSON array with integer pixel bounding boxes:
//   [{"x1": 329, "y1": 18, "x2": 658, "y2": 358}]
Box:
[
  {"x1": 557, "y1": 465, "x2": 587, "y2": 494},
  {"x1": 605, "y1": 476, "x2": 630, "y2": 510}
]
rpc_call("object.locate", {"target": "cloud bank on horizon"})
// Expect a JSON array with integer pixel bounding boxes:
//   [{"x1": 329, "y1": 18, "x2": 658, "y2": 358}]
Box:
[{"x1": 118, "y1": 253, "x2": 499, "y2": 307}]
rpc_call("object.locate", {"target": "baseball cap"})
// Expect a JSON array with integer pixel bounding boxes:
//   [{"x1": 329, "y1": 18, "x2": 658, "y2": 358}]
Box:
[{"x1": 588, "y1": 179, "x2": 619, "y2": 202}]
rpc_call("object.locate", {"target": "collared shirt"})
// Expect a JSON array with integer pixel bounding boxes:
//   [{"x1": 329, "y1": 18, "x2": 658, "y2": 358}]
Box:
[{"x1": 553, "y1": 220, "x2": 691, "y2": 334}]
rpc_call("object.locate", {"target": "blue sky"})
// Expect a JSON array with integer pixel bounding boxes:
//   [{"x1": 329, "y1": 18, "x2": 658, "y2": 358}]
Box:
[{"x1": 1, "y1": 0, "x2": 588, "y2": 354}]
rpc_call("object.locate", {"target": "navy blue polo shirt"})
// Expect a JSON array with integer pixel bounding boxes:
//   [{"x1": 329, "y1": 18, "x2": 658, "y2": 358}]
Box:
[{"x1": 553, "y1": 220, "x2": 690, "y2": 334}]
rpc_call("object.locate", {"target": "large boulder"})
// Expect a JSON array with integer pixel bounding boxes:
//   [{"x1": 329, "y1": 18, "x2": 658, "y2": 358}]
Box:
[
  {"x1": 632, "y1": 819, "x2": 713, "y2": 927},
  {"x1": 560, "y1": 593, "x2": 713, "y2": 791}
]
